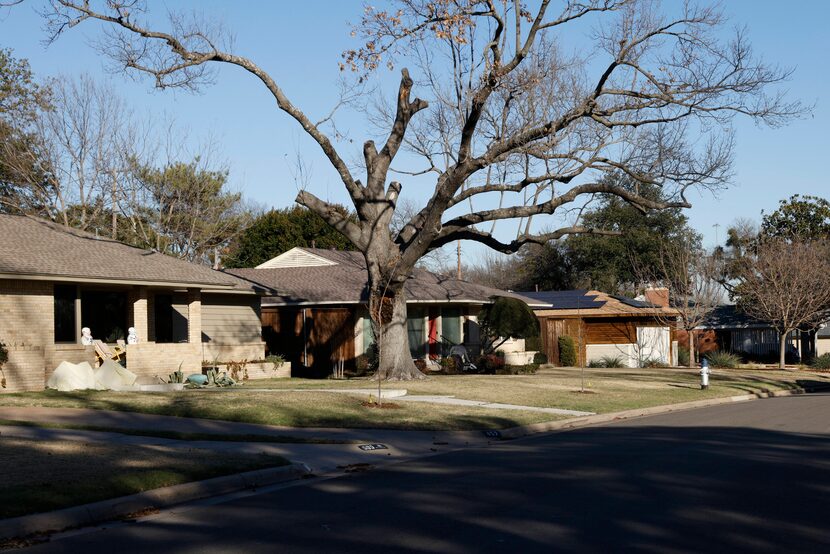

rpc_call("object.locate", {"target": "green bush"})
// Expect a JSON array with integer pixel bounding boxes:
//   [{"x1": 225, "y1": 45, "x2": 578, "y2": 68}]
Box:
[
  {"x1": 706, "y1": 350, "x2": 741, "y2": 369},
  {"x1": 677, "y1": 346, "x2": 690, "y2": 367},
  {"x1": 641, "y1": 357, "x2": 664, "y2": 369},
  {"x1": 496, "y1": 363, "x2": 540, "y2": 375},
  {"x1": 600, "y1": 355, "x2": 626, "y2": 368},
  {"x1": 525, "y1": 335, "x2": 541, "y2": 352},
  {"x1": 810, "y1": 353, "x2": 830, "y2": 370},
  {"x1": 558, "y1": 336, "x2": 577, "y2": 366},
  {"x1": 479, "y1": 296, "x2": 540, "y2": 353},
  {"x1": 265, "y1": 354, "x2": 285, "y2": 369},
  {"x1": 587, "y1": 359, "x2": 605, "y2": 368},
  {"x1": 533, "y1": 352, "x2": 548, "y2": 365}
]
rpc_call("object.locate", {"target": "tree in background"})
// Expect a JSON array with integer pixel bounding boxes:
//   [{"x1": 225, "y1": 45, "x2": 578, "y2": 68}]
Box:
[
  {"x1": 0, "y1": 48, "x2": 52, "y2": 215},
  {"x1": 223, "y1": 205, "x2": 355, "y2": 268},
  {"x1": 635, "y1": 232, "x2": 722, "y2": 368},
  {"x1": 565, "y1": 178, "x2": 694, "y2": 295},
  {"x1": 761, "y1": 195, "x2": 830, "y2": 241},
  {"x1": 128, "y1": 159, "x2": 252, "y2": 265},
  {"x1": 734, "y1": 239, "x2": 830, "y2": 368},
  {"x1": 41, "y1": 1, "x2": 802, "y2": 379}
]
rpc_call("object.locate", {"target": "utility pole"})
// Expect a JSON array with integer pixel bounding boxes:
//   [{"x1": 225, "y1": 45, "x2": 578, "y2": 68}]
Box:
[
  {"x1": 713, "y1": 223, "x2": 721, "y2": 246},
  {"x1": 456, "y1": 240, "x2": 462, "y2": 280}
]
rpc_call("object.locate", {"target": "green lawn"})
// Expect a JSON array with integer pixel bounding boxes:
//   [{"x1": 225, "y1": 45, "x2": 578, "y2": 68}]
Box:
[
  {"x1": 0, "y1": 437, "x2": 288, "y2": 519},
  {"x1": 0, "y1": 366, "x2": 826, "y2": 432}
]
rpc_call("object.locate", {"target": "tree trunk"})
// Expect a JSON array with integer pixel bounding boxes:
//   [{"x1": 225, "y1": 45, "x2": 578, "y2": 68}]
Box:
[
  {"x1": 688, "y1": 329, "x2": 696, "y2": 369},
  {"x1": 372, "y1": 289, "x2": 424, "y2": 380},
  {"x1": 366, "y1": 254, "x2": 425, "y2": 381},
  {"x1": 779, "y1": 331, "x2": 787, "y2": 370}
]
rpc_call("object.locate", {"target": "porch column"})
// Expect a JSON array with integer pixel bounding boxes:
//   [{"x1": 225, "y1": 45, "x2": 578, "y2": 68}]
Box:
[
  {"x1": 131, "y1": 286, "x2": 149, "y2": 342},
  {"x1": 187, "y1": 288, "x2": 202, "y2": 344}
]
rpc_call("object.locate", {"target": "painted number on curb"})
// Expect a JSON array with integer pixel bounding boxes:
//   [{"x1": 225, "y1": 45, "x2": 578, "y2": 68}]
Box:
[
  {"x1": 484, "y1": 430, "x2": 502, "y2": 439},
  {"x1": 358, "y1": 444, "x2": 388, "y2": 451}
]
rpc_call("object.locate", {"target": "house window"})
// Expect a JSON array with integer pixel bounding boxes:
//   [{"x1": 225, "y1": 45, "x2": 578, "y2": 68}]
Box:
[
  {"x1": 442, "y1": 307, "x2": 461, "y2": 346},
  {"x1": 54, "y1": 285, "x2": 77, "y2": 343},
  {"x1": 407, "y1": 308, "x2": 425, "y2": 359},
  {"x1": 81, "y1": 290, "x2": 127, "y2": 343}
]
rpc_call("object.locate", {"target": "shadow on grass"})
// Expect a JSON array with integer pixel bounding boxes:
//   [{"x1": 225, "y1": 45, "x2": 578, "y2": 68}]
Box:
[{"x1": 0, "y1": 437, "x2": 287, "y2": 519}]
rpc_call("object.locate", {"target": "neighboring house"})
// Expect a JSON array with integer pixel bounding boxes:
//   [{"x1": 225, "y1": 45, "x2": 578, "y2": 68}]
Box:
[
  {"x1": 227, "y1": 247, "x2": 544, "y2": 375},
  {"x1": 695, "y1": 305, "x2": 813, "y2": 363},
  {"x1": 817, "y1": 325, "x2": 830, "y2": 357},
  {"x1": 520, "y1": 289, "x2": 679, "y2": 368},
  {"x1": 0, "y1": 214, "x2": 269, "y2": 392}
]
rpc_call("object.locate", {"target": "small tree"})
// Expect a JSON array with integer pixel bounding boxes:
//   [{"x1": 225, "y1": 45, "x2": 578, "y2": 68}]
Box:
[
  {"x1": 478, "y1": 297, "x2": 539, "y2": 353},
  {"x1": 0, "y1": 340, "x2": 8, "y2": 389},
  {"x1": 558, "y1": 336, "x2": 578, "y2": 367},
  {"x1": 735, "y1": 239, "x2": 830, "y2": 368},
  {"x1": 635, "y1": 232, "x2": 723, "y2": 368}
]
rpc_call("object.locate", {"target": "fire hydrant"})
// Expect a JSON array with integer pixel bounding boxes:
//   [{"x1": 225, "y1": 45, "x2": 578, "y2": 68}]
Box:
[{"x1": 700, "y1": 359, "x2": 710, "y2": 390}]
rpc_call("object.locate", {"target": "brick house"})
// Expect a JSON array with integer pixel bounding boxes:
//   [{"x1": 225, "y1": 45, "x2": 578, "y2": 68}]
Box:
[
  {"x1": 0, "y1": 214, "x2": 270, "y2": 392},
  {"x1": 521, "y1": 289, "x2": 680, "y2": 368},
  {"x1": 227, "y1": 247, "x2": 545, "y2": 375}
]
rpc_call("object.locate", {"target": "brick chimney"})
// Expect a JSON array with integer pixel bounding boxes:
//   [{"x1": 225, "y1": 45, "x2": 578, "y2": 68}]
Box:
[{"x1": 644, "y1": 287, "x2": 670, "y2": 308}]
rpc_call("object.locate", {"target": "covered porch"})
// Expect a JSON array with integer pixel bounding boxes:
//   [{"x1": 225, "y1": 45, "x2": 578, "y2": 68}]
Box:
[{"x1": 54, "y1": 284, "x2": 204, "y2": 380}]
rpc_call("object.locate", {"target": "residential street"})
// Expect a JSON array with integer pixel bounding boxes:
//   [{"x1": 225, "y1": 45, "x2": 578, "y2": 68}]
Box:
[{"x1": 20, "y1": 393, "x2": 830, "y2": 553}]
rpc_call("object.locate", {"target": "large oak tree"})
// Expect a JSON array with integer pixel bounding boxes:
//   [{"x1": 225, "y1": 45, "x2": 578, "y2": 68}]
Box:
[{"x1": 38, "y1": 0, "x2": 801, "y2": 379}]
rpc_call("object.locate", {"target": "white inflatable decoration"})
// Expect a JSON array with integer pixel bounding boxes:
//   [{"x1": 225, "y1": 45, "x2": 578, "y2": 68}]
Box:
[
  {"x1": 127, "y1": 327, "x2": 138, "y2": 345},
  {"x1": 80, "y1": 327, "x2": 94, "y2": 345},
  {"x1": 47, "y1": 361, "x2": 98, "y2": 391},
  {"x1": 94, "y1": 359, "x2": 138, "y2": 391}
]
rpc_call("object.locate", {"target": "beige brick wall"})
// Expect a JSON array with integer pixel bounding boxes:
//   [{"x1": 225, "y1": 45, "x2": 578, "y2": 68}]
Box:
[
  {"x1": 212, "y1": 361, "x2": 290, "y2": 380},
  {"x1": 44, "y1": 345, "x2": 96, "y2": 374},
  {"x1": 0, "y1": 280, "x2": 53, "y2": 347},
  {"x1": 1, "y1": 346, "x2": 46, "y2": 392},
  {"x1": 126, "y1": 342, "x2": 201, "y2": 381},
  {"x1": 202, "y1": 342, "x2": 266, "y2": 363}
]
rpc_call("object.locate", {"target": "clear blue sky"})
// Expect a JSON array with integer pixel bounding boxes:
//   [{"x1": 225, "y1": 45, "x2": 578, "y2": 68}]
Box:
[{"x1": 1, "y1": 1, "x2": 827, "y2": 259}]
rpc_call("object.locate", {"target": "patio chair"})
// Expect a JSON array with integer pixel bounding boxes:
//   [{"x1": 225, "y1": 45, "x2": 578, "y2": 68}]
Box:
[{"x1": 93, "y1": 340, "x2": 125, "y2": 364}]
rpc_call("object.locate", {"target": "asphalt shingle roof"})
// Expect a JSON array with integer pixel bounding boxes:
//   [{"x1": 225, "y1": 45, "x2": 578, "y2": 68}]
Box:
[
  {"x1": 227, "y1": 248, "x2": 544, "y2": 306},
  {"x1": 0, "y1": 214, "x2": 252, "y2": 289}
]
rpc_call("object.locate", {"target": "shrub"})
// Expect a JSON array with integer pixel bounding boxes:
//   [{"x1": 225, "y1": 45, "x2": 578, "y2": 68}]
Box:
[
  {"x1": 0, "y1": 340, "x2": 7, "y2": 389},
  {"x1": 525, "y1": 335, "x2": 541, "y2": 352},
  {"x1": 558, "y1": 336, "x2": 577, "y2": 367},
  {"x1": 533, "y1": 352, "x2": 548, "y2": 365},
  {"x1": 600, "y1": 355, "x2": 626, "y2": 368},
  {"x1": 810, "y1": 353, "x2": 830, "y2": 371},
  {"x1": 677, "y1": 346, "x2": 690, "y2": 367},
  {"x1": 476, "y1": 354, "x2": 505, "y2": 374},
  {"x1": 265, "y1": 354, "x2": 285, "y2": 369},
  {"x1": 496, "y1": 363, "x2": 539, "y2": 375},
  {"x1": 587, "y1": 359, "x2": 605, "y2": 368},
  {"x1": 706, "y1": 350, "x2": 741, "y2": 369},
  {"x1": 440, "y1": 355, "x2": 460, "y2": 374},
  {"x1": 641, "y1": 357, "x2": 664, "y2": 369}
]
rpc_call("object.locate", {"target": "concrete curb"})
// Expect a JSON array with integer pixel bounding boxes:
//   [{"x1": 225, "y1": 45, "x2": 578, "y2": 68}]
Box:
[
  {"x1": 499, "y1": 384, "x2": 830, "y2": 440},
  {"x1": 0, "y1": 462, "x2": 311, "y2": 542}
]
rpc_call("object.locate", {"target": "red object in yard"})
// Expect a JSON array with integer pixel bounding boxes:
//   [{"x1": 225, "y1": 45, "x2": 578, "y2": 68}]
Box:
[{"x1": 428, "y1": 310, "x2": 439, "y2": 360}]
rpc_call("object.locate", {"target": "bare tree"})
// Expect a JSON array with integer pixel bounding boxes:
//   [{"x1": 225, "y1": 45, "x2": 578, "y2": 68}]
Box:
[
  {"x1": 734, "y1": 239, "x2": 830, "y2": 369},
  {"x1": 636, "y1": 232, "x2": 723, "y2": 368},
  {"x1": 37, "y1": 0, "x2": 803, "y2": 379}
]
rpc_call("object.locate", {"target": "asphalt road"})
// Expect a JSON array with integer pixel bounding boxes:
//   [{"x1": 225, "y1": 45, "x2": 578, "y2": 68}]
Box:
[{"x1": 24, "y1": 393, "x2": 830, "y2": 553}]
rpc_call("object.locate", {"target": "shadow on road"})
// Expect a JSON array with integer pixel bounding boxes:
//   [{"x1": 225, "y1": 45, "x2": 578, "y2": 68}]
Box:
[{"x1": 39, "y1": 410, "x2": 830, "y2": 554}]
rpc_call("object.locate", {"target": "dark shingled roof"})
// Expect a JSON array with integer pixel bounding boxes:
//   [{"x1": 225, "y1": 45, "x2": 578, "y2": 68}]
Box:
[
  {"x1": 0, "y1": 214, "x2": 257, "y2": 290},
  {"x1": 697, "y1": 305, "x2": 771, "y2": 329},
  {"x1": 520, "y1": 290, "x2": 606, "y2": 310},
  {"x1": 227, "y1": 248, "x2": 545, "y2": 306}
]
